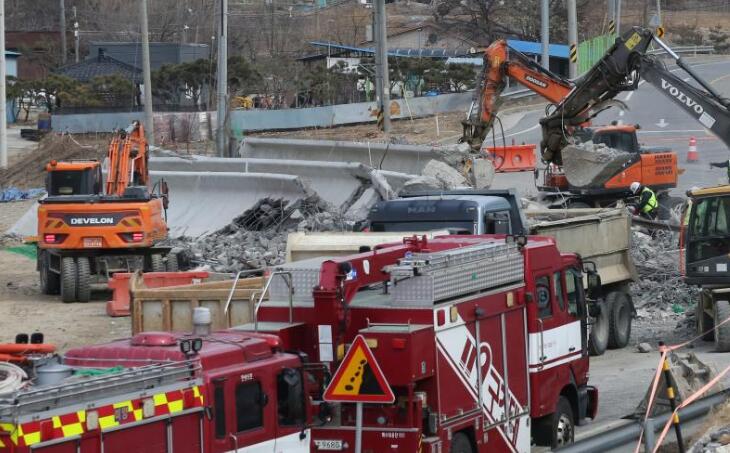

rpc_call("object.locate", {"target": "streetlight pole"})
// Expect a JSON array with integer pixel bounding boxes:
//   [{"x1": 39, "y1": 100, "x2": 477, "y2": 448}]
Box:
[
  {"x1": 567, "y1": 0, "x2": 578, "y2": 78},
  {"x1": 0, "y1": 0, "x2": 7, "y2": 170},
  {"x1": 216, "y1": 0, "x2": 228, "y2": 157},
  {"x1": 541, "y1": 0, "x2": 549, "y2": 70},
  {"x1": 374, "y1": 0, "x2": 390, "y2": 132},
  {"x1": 140, "y1": 0, "x2": 155, "y2": 145}
]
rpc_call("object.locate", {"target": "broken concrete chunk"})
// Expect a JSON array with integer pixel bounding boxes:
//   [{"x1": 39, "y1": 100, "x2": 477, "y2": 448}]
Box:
[
  {"x1": 421, "y1": 159, "x2": 470, "y2": 189},
  {"x1": 471, "y1": 158, "x2": 495, "y2": 189},
  {"x1": 562, "y1": 141, "x2": 634, "y2": 189},
  {"x1": 637, "y1": 342, "x2": 652, "y2": 353},
  {"x1": 345, "y1": 188, "x2": 381, "y2": 221},
  {"x1": 400, "y1": 175, "x2": 443, "y2": 193}
]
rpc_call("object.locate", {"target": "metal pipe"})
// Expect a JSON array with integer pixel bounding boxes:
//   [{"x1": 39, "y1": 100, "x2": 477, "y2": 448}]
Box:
[
  {"x1": 556, "y1": 389, "x2": 730, "y2": 452},
  {"x1": 223, "y1": 269, "x2": 262, "y2": 314},
  {"x1": 253, "y1": 271, "x2": 293, "y2": 331},
  {"x1": 540, "y1": 0, "x2": 549, "y2": 70}
]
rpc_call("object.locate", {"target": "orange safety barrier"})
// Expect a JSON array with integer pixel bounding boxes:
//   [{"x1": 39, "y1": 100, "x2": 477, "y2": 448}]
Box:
[
  {"x1": 106, "y1": 271, "x2": 212, "y2": 317},
  {"x1": 484, "y1": 144, "x2": 537, "y2": 172}
]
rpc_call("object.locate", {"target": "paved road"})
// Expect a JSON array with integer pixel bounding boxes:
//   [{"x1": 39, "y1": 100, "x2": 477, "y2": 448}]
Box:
[{"x1": 491, "y1": 56, "x2": 730, "y2": 197}]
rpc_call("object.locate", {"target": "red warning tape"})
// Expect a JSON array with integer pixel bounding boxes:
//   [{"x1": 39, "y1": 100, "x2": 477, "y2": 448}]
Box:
[{"x1": 634, "y1": 313, "x2": 730, "y2": 452}]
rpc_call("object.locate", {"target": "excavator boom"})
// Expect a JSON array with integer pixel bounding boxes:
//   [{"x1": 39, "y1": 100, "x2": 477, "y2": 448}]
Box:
[
  {"x1": 105, "y1": 121, "x2": 150, "y2": 197},
  {"x1": 461, "y1": 40, "x2": 573, "y2": 151}
]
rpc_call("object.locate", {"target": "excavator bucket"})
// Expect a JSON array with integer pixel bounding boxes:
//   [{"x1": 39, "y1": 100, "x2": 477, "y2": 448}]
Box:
[
  {"x1": 484, "y1": 144, "x2": 537, "y2": 172},
  {"x1": 632, "y1": 352, "x2": 718, "y2": 418},
  {"x1": 561, "y1": 142, "x2": 635, "y2": 189}
]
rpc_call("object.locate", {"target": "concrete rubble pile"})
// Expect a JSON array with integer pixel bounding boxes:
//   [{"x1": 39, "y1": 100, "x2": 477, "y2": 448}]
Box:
[
  {"x1": 630, "y1": 228, "x2": 700, "y2": 340},
  {"x1": 168, "y1": 196, "x2": 352, "y2": 273},
  {"x1": 689, "y1": 420, "x2": 730, "y2": 452}
]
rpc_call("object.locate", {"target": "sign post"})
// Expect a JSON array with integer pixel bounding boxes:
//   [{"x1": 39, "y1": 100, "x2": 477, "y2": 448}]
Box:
[{"x1": 323, "y1": 335, "x2": 395, "y2": 453}]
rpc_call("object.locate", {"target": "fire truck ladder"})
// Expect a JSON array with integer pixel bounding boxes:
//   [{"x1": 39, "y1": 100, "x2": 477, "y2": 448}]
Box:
[{"x1": 0, "y1": 362, "x2": 200, "y2": 419}]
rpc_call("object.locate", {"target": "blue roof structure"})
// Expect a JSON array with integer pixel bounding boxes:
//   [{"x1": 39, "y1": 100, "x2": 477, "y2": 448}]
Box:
[
  {"x1": 506, "y1": 39, "x2": 569, "y2": 58},
  {"x1": 308, "y1": 41, "x2": 472, "y2": 58}
]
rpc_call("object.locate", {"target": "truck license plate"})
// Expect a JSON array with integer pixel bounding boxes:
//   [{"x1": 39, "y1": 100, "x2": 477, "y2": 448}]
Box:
[
  {"x1": 314, "y1": 440, "x2": 344, "y2": 450},
  {"x1": 83, "y1": 237, "x2": 102, "y2": 248}
]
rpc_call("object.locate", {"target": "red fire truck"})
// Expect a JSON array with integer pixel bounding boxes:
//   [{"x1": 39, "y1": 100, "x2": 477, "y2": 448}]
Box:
[{"x1": 0, "y1": 235, "x2": 599, "y2": 452}]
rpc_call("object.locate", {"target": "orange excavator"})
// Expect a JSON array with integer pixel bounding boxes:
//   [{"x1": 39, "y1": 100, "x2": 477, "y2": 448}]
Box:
[
  {"x1": 462, "y1": 27, "x2": 680, "y2": 209},
  {"x1": 35, "y1": 121, "x2": 172, "y2": 302}
]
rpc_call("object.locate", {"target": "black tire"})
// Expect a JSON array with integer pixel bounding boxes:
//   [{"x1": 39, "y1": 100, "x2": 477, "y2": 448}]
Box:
[
  {"x1": 588, "y1": 300, "x2": 609, "y2": 356},
  {"x1": 698, "y1": 292, "x2": 715, "y2": 341},
  {"x1": 714, "y1": 299, "x2": 730, "y2": 352},
  {"x1": 533, "y1": 396, "x2": 575, "y2": 448},
  {"x1": 165, "y1": 253, "x2": 179, "y2": 272},
  {"x1": 39, "y1": 251, "x2": 60, "y2": 295},
  {"x1": 150, "y1": 254, "x2": 165, "y2": 272},
  {"x1": 607, "y1": 291, "x2": 632, "y2": 349},
  {"x1": 60, "y1": 256, "x2": 77, "y2": 303},
  {"x1": 75, "y1": 257, "x2": 91, "y2": 303},
  {"x1": 449, "y1": 432, "x2": 474, "y2": 453}
]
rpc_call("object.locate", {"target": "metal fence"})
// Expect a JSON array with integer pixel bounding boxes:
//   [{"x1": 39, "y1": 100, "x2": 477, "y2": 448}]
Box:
[{"x1": 578, "y1": 33, "x2": 617, "y2": 74}]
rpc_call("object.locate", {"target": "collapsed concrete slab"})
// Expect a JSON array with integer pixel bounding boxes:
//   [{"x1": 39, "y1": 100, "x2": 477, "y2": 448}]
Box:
[
  {"x1": 238, "y1": 137, "x2": 471, "y2": 174},
  {"x1": 150, "y1": 171, "x2": 312, "y2": 237}
]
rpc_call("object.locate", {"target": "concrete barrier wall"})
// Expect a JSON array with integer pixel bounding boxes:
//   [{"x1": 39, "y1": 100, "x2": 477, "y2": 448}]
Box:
[{"x1": 51, "y1": 92, "x2": 473, "y2": 134}]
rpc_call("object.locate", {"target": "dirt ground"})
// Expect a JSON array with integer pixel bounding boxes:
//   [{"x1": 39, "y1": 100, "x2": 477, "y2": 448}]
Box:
[{"x1": 0, "y1": 240, "x2": 130, "y2": 351}]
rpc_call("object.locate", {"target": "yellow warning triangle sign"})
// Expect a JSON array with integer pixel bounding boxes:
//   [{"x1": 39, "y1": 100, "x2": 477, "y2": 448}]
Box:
[{"x1": 323, "y1": 335, "x2": 395, "y2": 403}]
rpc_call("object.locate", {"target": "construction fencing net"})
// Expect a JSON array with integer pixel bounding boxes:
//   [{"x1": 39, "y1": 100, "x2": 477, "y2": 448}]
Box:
[{"x1": 578, "y1": 33, "x2": 617, "y2": 75}]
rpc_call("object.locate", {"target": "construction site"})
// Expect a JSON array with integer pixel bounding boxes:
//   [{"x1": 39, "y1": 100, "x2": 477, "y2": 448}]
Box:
[{"x1": 5, "y1": 0, "x2": 730, "y2": 452}]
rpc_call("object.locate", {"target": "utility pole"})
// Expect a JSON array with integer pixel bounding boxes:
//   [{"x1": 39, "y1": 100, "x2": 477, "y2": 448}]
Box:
[
  {"x1": 1, "y1": 0, "x2": 7, "y2": 170},
  {"x1": 140, "y1": 0, "x2": 155, "y2": 145},
  {"x1": 656, "y1": 0, "x2": 662, "y2": 25},
  {"x1": 616, "y1": 0, "x2": 622, "y2": 35},
  {"x1": 216, "y1": 0, "x2": 228, "y2": 157},
  {"x1": 73, "y1": 7, "x2": 79, "y2": 63},
  {"x1": 540, "y1": 0, "x2": 549, "y2": 70},
  {"x1": 60, "y1": 0, "x2": 67, "y2": 64},
  {"x1": 567, "y1": 0, "x2": 578, "y2": 78},
  {"x1": 374, "y1": 0, "x2": 390, "y2": 133}
]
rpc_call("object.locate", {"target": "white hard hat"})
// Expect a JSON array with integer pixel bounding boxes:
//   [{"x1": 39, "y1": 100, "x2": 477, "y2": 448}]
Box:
[{"x1": 630, "y1": 182, "x2": 641, "y2": 194}]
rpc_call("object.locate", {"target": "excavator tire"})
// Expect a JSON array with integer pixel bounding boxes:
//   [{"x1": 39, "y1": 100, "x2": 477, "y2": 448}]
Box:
[
  {"x1": 714, "y1": 299, "x2": 730, "y2": 352},
  {"x1": 607, "y1": 291, "x2": 632, "y2": 349},
  {"x1": 75, "y1": 257, "x2": 91, "y2": 303},
  {"x1": 39, "y1": 251, "x2": 60, "y2": 295},
  {"x1": 166, "y1": 253, "x2": 179, "y2": 272},
  {"x1": 150, "y1": 254, "x2": 165, "y2": 273},
  {"x1": 60, "y1": 257, "x2": 77, "y2": 303}
]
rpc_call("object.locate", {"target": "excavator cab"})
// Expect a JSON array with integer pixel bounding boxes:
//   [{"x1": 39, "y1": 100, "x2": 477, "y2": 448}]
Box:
[
  {"x1": 45, "y1": 161, "x2": 102, "y2": 197},
  {"x1": 684, "y1": 187, "x2": 730, "y2": 285}
]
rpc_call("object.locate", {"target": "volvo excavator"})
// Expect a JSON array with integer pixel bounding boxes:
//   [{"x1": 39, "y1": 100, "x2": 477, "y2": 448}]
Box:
[
  {"x1": 461, "y1": 26, "x2": 727, "y2": 209},
  {"x1": 34, "y1": 121, "x2": 174, "y2": 303}
]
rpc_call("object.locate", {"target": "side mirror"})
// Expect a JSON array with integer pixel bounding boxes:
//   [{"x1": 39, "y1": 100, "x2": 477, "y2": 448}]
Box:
[{"x1": 587, "y1": 271, "x2": 602, "y2": 296}]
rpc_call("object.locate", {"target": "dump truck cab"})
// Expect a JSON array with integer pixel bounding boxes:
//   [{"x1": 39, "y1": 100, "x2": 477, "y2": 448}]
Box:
[{"x1": 368, "y1": 189, "x2": 527, "y2": 235}]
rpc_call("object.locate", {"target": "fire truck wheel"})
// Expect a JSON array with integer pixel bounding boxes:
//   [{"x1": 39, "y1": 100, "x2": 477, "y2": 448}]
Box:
[
  {"x1": 165, "y1": 253, "x2": 179, "y2": 272},
  {"x1": 150, "y1": 254, "x2": 165, "y2": 272},
  {"x1": 76, "y1": 257, "x2": 91, "y2": 303},
  {"x1": 533, "y1": 396, "x2": 574, "y2": 448},
  {"x1": 588, "y1": 300, "x2": 609, "y2": 356},
  {"x1": 60, "y1": 257, "x2": 77, "y2": 303},
  {"x1": 607, "y1": 291, "x2": 632, "y2": 349},
  {"x1": 714, "y1": 300, "x2": 730, "y2": 352},
  {"x1": 449, "y1": 432, "x2": 474, "y2": 453},
  {"x1": 39, "y1": 251, "x2": 60, "y2": 295}
]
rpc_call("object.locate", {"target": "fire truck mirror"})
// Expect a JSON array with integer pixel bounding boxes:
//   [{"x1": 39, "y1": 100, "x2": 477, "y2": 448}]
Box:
[{"x1": 587, "y1": 272, "x2": 602, "y2": 296}]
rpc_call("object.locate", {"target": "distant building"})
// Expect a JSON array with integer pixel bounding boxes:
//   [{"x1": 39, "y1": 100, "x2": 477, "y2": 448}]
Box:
[
  {"x1": 56, "y1": 49, "x2": 142, "y2": 84},
  {"x1": 88, "y1": 42, "x2": 209, "y2": 71},
  {"x1": 5, "y1": 31, "x2": 62, "y2": 80},
  {"x1": 366, "y1": 23, "x2": 479, "y2": 53}
]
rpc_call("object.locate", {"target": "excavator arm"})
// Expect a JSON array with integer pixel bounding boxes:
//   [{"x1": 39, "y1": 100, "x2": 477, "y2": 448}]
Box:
[
  {"x1": 639, "y1": 53, "x2": 730, "y2": 149},
  {"x1": 105, "y1": 121, "x2": 150, "y2": 196},
  {"x1": 461, "y1": 40, "x2": 573, "y2": 151}
]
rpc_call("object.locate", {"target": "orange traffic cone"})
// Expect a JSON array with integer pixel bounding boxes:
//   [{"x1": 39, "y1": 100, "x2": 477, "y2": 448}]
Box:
[{"x1": 687, "y1": 136, "x2": 699, "y2": 162}]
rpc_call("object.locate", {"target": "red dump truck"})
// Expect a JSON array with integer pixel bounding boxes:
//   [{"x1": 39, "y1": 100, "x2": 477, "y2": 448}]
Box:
[{"x1": 1, "y1": 235, "x2": 599, "y2": 452}]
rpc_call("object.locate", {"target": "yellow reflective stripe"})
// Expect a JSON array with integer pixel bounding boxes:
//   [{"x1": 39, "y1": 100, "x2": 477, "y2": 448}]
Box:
[
  {"x1": 99, "y1": 414, "x2": 118, "y2": 430},
  {"x1": 168, "y1": 400, "x2": 184, "y2": 413},
  {"x1": 52, "y1": 416, "x2": 63, "y2": 429},
  {"x1": 153, "y1": 394, "x2": 168, "y2": 406},
  {"x1": 77, "y1": 411, "x2": 86, "y2": 423},
  {"x1": 61, "y1": 422, "x2": 84, "y2": 437},
  {"x1": 23, "y1": 431, "x2": 41, "y2": 446}
]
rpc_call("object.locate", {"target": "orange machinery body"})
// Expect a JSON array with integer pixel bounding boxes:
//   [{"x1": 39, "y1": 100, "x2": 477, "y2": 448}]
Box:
[
  {"x1": 37, "y1": 198, "x2": 167, "y2": 251},
  {"x1": 37, "y1": 123, "x2": 167, "y2": 252}
]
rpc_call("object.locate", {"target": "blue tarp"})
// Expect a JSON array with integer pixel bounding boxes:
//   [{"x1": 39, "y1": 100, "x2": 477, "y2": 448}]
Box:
[{"x1": 0, "y1": 187, "x2": 45, "y2": 202}]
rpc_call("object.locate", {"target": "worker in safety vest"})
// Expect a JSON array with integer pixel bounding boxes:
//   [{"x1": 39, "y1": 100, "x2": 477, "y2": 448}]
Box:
[
  {"x1": 709, "y1": 159, "x2": 730, "y2": 183},
  {"x1": 629, "y1": 181, "x2": 658, "y2": 219}
]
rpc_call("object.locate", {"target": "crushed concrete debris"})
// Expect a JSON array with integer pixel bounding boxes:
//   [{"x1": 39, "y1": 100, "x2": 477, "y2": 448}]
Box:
[
  {"x1": 421, "y1": 160, "x2": 470, "y2": 189},
  {"x1": 168, "y1": 197, "x2": 353, "y2": 273},
  {"x1": 630, "y1": 228, "x2": 700, "y2": 344},
  {"x1": 400, "y1": 175, "x2": 444, "y2": 193},
  {"x1": 637, "y1": 342, "x2": 653, "y2": 353},
  {"x1": 562, "y1": 141, "x2": 634, "y2": 188},
  {"x1": 690, "y1": 423, "x2": 730, "y2": 452}
]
